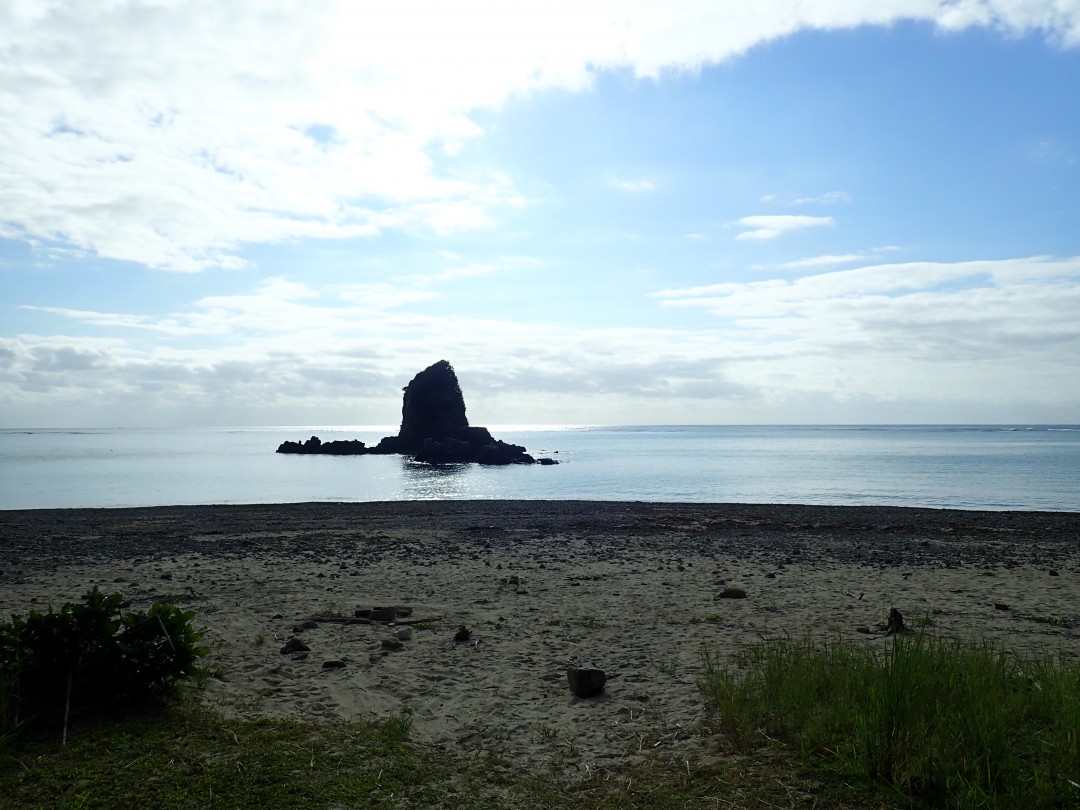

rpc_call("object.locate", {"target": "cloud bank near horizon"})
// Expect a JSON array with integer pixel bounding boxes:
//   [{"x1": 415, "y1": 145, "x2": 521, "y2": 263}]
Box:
[{"x1": 4, "y1": 254, "x2": 1078, "y2": 427}]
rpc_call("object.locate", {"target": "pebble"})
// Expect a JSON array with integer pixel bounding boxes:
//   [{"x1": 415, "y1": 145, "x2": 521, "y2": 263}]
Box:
[{"x1": 280, "y1": 637, "x2": 310, "y2": 655}]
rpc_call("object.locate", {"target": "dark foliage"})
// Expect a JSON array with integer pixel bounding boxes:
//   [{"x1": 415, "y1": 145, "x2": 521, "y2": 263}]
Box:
[{"x1": 0, "y1": 587, "x2": 207, "y2": 735}]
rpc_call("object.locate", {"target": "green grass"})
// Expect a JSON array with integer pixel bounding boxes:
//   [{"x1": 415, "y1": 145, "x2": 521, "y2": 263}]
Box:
[
  {"x1": 0, "y1": 702, "x2": 897, "y2": 809},
  {"x1": 1028, "y1": 615, "x2": 1068, "y2": 627},
  {"x1": 699, "y1": 632, "x2": 1080, "y2": 809}
]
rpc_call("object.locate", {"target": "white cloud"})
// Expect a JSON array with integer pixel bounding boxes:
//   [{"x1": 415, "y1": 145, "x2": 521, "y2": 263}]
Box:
[
  {"x1": 774, "y1": 253, "x2": 868, "y2": 269},
  {"x1": 609, "y1": 177, "x2": 656, "y2": 192},
  {"x1": 652, "y1": 256, "x2": 1080, "y2": 350},
  {"x1": 2, "y1": 1, "x2": 1079, "y2": 271},
  {"x1": 759, "y1": 246, "x2": 904, "y2": 270},
  {"x1": 648, "y1": 255, "x2": 1080, "y2": 410},
  {"x1": 793, "y1": 191, "x2": 851, "y2": 205},
  {"x1": 335, "y1": 284, "x2": 440, "y2": 309},
  {"x1": 733, "y1": 215, "x2": 835, "y2": 240},
  {"x1": 434, "y1": 256, "x2": 541, "y2": 282}
]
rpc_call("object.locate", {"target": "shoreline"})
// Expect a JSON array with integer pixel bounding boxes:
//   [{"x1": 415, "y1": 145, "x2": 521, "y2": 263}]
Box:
[
  {"x1": 3, "y1": 501, "x2": 1078, "y2": 778},
  {"x1": 2, "y1": 500, "x2": 1078, "y2": 572}
]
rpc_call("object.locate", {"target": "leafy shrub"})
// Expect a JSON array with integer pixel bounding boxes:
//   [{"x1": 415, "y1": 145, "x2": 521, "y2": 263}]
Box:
[{"x1": 1, "y1": 587, "x2": 207, "y2": 736}]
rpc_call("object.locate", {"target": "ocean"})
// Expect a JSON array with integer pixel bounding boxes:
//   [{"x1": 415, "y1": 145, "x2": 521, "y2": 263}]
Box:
[{"x1": 1, "y1": 425, "x2": 1078, "y2": 512}]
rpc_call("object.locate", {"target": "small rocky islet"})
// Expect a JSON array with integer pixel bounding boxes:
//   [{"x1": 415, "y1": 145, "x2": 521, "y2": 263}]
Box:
[{"x1": 276, "y1": 360, "x2": 558, "y2": 466}]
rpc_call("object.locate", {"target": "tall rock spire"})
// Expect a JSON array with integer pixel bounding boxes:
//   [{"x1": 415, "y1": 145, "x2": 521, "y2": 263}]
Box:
[{"x1": 398, "y1": 360, "x2": 469, "y2": 445}]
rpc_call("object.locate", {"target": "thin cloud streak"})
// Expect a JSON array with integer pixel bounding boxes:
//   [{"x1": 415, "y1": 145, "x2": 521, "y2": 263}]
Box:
[
  {"x1": 609, "y1": 177, "x2": 657, "y2": 192},
  {"x1": 793, "y1": 191, "x2": 851, "y2": 205},
  {"x1": 772, "y1": 253, "x2": 869, "y2": 270},
  {"x1": 733, "y1": 215, "x2": 835, "y2": 240}
]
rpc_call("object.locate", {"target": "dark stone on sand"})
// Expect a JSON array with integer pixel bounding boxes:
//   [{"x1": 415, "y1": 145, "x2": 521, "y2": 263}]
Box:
[
  {"x1": 281, "y1": 637, "x2": 310, "y2": 655},
  {"x1": 994, "y1": 602, "x2": 1010, "y2": 611},
  {"x1": 322, "y1": 659, "x2": 346, "y2": 669},
  {"x1": 1049, "y1": 569, "x2": 1060, "y2": 576},
  {"x1": 381, "y1": 638, "x2": 404, "y2": 651},
  {"x1": 716, "y1": 587, "x2": 747, "y2": 599},
  {"x1": 884, "y1": 607, "x2": 907, "y2": 635},
  {"x1": 567, "y1": 662, "x2": 607, "y2": 698},
  {"x1": 454, "y1": 625, "x2": 471, "y2": 643},
  {"x1": 276, "y1": 360, "x2": 555, "y2": 466},
  {"x1": 369, "y1": 606, "x2": 397, "y2": 623}
]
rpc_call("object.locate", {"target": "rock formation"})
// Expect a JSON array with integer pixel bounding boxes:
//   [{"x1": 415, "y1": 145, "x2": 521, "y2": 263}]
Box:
[
  {"x1": 276, "y1": 436, "x2": 368, "y2": 455},
  {"x1": 276, "y1": 360, "x2": 557, "y2": 466}
]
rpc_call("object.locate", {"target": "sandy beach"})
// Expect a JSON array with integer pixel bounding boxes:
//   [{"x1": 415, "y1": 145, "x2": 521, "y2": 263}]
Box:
[{"x1": 2, "y1": 501, "x2": 1078, "y2": 778}]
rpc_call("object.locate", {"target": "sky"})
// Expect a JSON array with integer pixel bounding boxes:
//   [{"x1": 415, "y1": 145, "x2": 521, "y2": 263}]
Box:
[{"x1": 1, "y1": 1, "x2": 1079, "y2": 428}]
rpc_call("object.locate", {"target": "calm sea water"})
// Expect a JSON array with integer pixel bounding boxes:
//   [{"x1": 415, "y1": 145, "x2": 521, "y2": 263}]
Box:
[{"x1": 1, "y1": 425, "x2": 1078, "y2": 511}]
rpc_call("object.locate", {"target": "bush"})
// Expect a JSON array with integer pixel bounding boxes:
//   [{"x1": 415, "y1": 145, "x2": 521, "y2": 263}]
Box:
[{"x1": 1, "y1": 587, "x2": 207, "y2": 738}]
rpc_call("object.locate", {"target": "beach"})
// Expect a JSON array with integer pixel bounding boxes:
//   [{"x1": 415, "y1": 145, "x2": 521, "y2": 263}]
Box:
[{"x1": 2, "y1": 502, "x2": 1078, "y2": 778}]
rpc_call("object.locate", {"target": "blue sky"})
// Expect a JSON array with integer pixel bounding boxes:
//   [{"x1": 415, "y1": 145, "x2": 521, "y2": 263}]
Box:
[{"x1": 1, "y1": 1, "x2": 1078, "y2": 427}]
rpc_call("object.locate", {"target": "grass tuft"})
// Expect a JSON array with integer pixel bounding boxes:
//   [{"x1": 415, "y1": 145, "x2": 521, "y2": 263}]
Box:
[{"x1": 699, "y1": 632, "x2": 1080, "y2": 809}]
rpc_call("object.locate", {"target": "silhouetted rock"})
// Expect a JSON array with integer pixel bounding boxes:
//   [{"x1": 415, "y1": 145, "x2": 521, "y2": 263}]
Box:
[
  {"x1": 277, "y1": 360, "x2": 558, "y2": 465},
  {"x1": 276, "y1": 436, "x2": 368, "y2": 455},
  {"x1": 399, "y1": 359, "x2": 468, "y2": 447},
  {"x1": 372, "y1": 361, "x2": 538, "y2": 464}
]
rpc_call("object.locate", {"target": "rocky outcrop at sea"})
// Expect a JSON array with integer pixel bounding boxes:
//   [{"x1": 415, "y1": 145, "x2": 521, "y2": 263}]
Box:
[{"x1": 276, "y1": 360, "x2": 557, "y2": 466}]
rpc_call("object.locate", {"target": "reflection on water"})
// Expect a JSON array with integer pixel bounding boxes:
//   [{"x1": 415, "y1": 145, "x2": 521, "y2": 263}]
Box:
[{"x1": 399, "y1": 460, "x2": 472, "y2": 499}]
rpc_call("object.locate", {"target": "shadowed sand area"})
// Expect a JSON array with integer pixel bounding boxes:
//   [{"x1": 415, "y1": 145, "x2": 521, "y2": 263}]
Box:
[{"x1": 2, "y1": 502, "x2": 1078, "y2": 777}]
